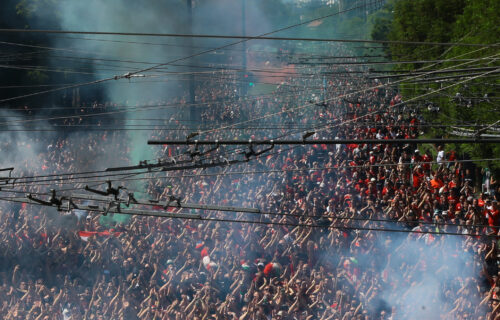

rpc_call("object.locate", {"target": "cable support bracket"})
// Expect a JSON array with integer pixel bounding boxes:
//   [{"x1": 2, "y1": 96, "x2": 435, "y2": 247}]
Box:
[
  {"x1": 163, "y1": 195, "x2": 182, "y2": 210},
  {"x1": 302, "y1": 132, "x2": 315, "y2": 144},
  {"x1": 241, "y1": 139, "x2": 274, "y2": 160},
  {"x1": 85, "y1": 180, "x2": 125, "y2": 200},
  {"x1": 0, "y1": 167, "x2": 14, "y2": 189},
  {"x1": 26, "y1": 190, "x2": 73, "y2": 211}
]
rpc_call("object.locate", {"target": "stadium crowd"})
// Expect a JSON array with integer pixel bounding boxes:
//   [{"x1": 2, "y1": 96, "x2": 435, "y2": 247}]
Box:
[{"x1": 0, "y1": 47, "x2": 499, "y2": 320}]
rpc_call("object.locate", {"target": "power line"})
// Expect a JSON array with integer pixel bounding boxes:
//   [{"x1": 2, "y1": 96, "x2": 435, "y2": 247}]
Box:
[
  {"x1": 0, "y1": 196, "x2": 493, "y2": 238},
  {"x1": 99, "y1": 157, "x2": 500, "y2": 180},
  {"x1": 5, "y1": 136, "x2": 277, "y2": 186},
  {"x1": 148, "y1": 138, "x2": 500, "y2": 146},
  {"x1": 0, "y1": 29, "x2": 498, "y2": 48},
  {"x1": 43, "y1": 36, "x2": 399, "y2": 59},
  {"x1": 369, "y1": 67, "x2": 500, "y2": 79},
  {"x1": 0, "y1": 64, "x2": 329, "y2": 89},
  {"x1": 0, "y1": 45, "x2": 493, "y2": 114},
  {"x1": 0, "y1": 1, "x2": 369, "y2": 105},
  {"x1": 6, "y1": 156, "x2": 500, "y2": 190},
  {"x1": 0, "y1": 83, "x2": 320, "y2": 112},
  {"x1": 0, "y1": 83, "x2": 321, "y2": 125},
  {"x1": 401, "y1": 72, "x2": 500, "y2": 84},
  {"x1": 3, "y1": 55, "x2": 497, "y2": 79},
  {"x1": 292, "y1": 57, "x2": 499, "y2": 66},
  {"x1": 0, "y1": 42, "x2": 494, "y2": 194},
  {"x1": 0, "y1": 123, "x2": 497, "y2": 133},
  {"x1": 1, "y1": 40, "x2": 380, "y2": 77},
  {"x1": 193, "y1": 52, "x2": 500, "y2": 138},
  {"x1": 67, "y1": 192, "x2": 499, "y2": 230},
  {"x1": 308, "y1": 66, "x2": 500, "y2": 138}
]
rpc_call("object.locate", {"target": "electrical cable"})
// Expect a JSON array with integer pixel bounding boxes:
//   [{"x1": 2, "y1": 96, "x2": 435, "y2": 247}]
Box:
[
  {"x1": 5, "y1": 156, "x2": 499, "y2": 189},
  {"x1": 1, "y1": 40, "x2": 494, "y2": 195},
  {"x1": 0, "y1": 29, "x2": 498, "y2": 48},
  {"x1": 148, "y1": 138, "x2": 500, "y2": 146},
  {"x1": 0, "y1": 123, "x2": 496, "y2": 132},
  {"x1": 46, "y1": 191, "x2": 500, "y2": 230},
  {"x1": 308, "y1": 67, "x2": 500, "y2": 138},
  {"x1": 0, "y1": 5, "x2": 496, "y2": 242},
  {"x1": 4, "y1": 57, "x2": 496, "y2": 188},
  {"x1": 0, "y1": 1, "x2": 373, "y2": 105},
  {"x1": 193, "y1": 52, "x2": 500, "y2": 138},
  {"x1": 0, "y1": 196, "x2": 491, "y2": 238}
]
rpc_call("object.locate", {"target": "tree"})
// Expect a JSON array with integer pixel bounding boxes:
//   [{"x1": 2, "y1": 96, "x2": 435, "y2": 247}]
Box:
[{"x1": 373, "y1": 0, "x2": 500, "y2": 171}]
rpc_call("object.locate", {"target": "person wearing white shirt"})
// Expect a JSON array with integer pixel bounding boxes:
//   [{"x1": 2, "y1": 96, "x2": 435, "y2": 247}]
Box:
[{"x1": 436, "y1": 145, "x2": 445, "y2": 164}]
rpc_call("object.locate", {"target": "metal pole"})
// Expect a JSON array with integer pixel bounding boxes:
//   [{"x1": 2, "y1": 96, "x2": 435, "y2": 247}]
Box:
[
  {"x1": 242, "y1": 0, "x2": 246, "y2": 71},
  {"x1": 148, "y1": 138, "x2": 500, "y2": 145},
  {"x1": 187, "y1": 0, "x2": 196, "y2": 120},
  {"x1": 241, "y1": 0, "x2": 247, "y2": 95}
]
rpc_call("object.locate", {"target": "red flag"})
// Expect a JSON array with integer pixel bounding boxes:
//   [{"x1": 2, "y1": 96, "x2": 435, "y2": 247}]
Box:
[
  {"x1": 79, "y1": 231, "x2": 94, "y2": 242},
  {"x1": 200, "y1": 247, "x2": 209, "y2": 258}
]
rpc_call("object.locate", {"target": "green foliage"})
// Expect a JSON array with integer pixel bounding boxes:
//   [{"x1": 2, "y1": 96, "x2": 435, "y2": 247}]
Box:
[
  {"x1": 371, "y1": 16, "x2": 391, "y2": 42},
  {"x1": 388, "y1": 0, "x2": 466, "y2": 70},
  {"x1": 26, "y1": 70, "x2": 49, "y2": 83},
  {"x1": 255, "y1": 0, "x2": 293, "y2": 27},
  {"x1": 369, "y1": 0, "x2": 396, "y2": 57},
  {"x1": 373, "y1": 0, "x2": 500, "y2": 172},
  {"x1": 16, "y1": 0, "x2": 61, "y2": 22}
]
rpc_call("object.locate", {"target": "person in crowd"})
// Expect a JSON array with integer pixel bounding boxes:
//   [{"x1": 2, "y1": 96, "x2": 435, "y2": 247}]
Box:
[{"x1": 0, "y1": 44, "x2": 497, "y2": 320}]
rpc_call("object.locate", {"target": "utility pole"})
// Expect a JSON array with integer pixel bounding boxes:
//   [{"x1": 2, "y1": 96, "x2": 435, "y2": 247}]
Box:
[
  {"x1": 187, "y1": 0, "x2": 196, "y2": 120},
  {"x1": 363, "y1": 0, "x2": 368, "y2": 22},
  {"x1": 241, "y1": 0, "x2": 247, "y2": 95}
]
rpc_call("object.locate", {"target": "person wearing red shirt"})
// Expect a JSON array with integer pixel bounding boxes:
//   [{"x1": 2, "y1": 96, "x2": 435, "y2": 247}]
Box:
[
  {"x1": 412, "y1": 166, "x2": 424, "y2": 189},
  {"x1": 485, "y1": 200, "x2": 500, "y2": 233},
  {"x1": 478, "y1": 193, "x2": 488, "y2": 207},
  {"x1": 422, "y1": 152, "x2": 432, "y2": 171}
]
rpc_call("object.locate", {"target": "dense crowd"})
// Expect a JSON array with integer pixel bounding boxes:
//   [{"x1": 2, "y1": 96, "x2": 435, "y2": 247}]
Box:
[{"x1": 0, "y1": 45, "x2": 499, "y2": 320}]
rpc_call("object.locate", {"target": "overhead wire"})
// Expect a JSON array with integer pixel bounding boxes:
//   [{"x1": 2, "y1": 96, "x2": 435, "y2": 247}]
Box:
[
  {"x1": 3, "y1": 49, "x2": 496, "y2": 188},
  {"x1": 0, "y1": 123, "x2": 498, "y2": 132},
  {"x1": 6, "y1": 142, "x2": 297, "y2": 187},
  {"x1": 5, "y1": 155, "x2": 500, "y2": 189},
  {"x1": 89, "y1": 201, "x2": 500, "y2": 230},
  {"x1": 0, "y1": 36, "x2": 395, "y2": 61},
  {"x1": 0, "y1": 29, "x2": 498, "y2": 48},
  {"x1": 0, "y1": 195, "x2": 491, "y2": 238},
  {"x1": 0, "y1": 83, "x2": 321, "y2": 125},
  {"x1": 16, "y1": 188, "x2": 497, "y2": 230},
  {"x1": 0, "y1": 62, "x2": 492, "y2": 190},
  {"x1": 299, "y1": 49, "x2": 500, "y2": 137},
  {"x1": 0, "y1": 40, "x2": 382, "y2": 79},
  {"x1": 0, "y1": 5, "x2": 498, "y2": 242},
  {"x1": 0, "y1": 0, "x2": 375, "y2": 105},
  {"x1": 0, "y1": 23, "x2": 496, "y2": 195},
  {"x1": 193, "y1": 51, "x2": 500, "y2": 138},
  {"x1": 3, "y1": 48, "x2": 496, "y2": 79}
]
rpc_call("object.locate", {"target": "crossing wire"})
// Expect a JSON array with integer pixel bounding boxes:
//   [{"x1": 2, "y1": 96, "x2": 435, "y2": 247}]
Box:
[
  {"x1": 3, "y1": 55, "x2": 497, "y2": 188},
  {"x1": 0, "y1": 0, "x2": 375, "y2": 105},
  {"x1": 0, "y1": 30, "x2": 496, "y2": 195},
  {"x1": 0, "y1": 196, "x2": 492, "y2": 238},
  {"x1": 0, "y1": 29, "x2": 498, "y2": 48},
  {"x1": 4, "y1": 156, "x2": 500, "y2": 189}
]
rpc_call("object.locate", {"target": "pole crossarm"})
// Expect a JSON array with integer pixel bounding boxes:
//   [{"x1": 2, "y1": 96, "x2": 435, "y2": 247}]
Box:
[
  {"x1": 148, "y1": 138, "x2": 500, "y2": 146},
  {"x1": 6, "y1": 195, "x2": 201, "y2": 219}
]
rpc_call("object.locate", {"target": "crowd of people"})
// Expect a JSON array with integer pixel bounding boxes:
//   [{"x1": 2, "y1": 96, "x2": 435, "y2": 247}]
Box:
[{"x1": 0, "y1": 44, "x2": 498, "y2": 320}]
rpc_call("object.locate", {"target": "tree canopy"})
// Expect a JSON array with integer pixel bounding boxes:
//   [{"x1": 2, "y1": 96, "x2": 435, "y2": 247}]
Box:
[{"x1": 372, "y1": 0, "x2": 500, "y2": 171}]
